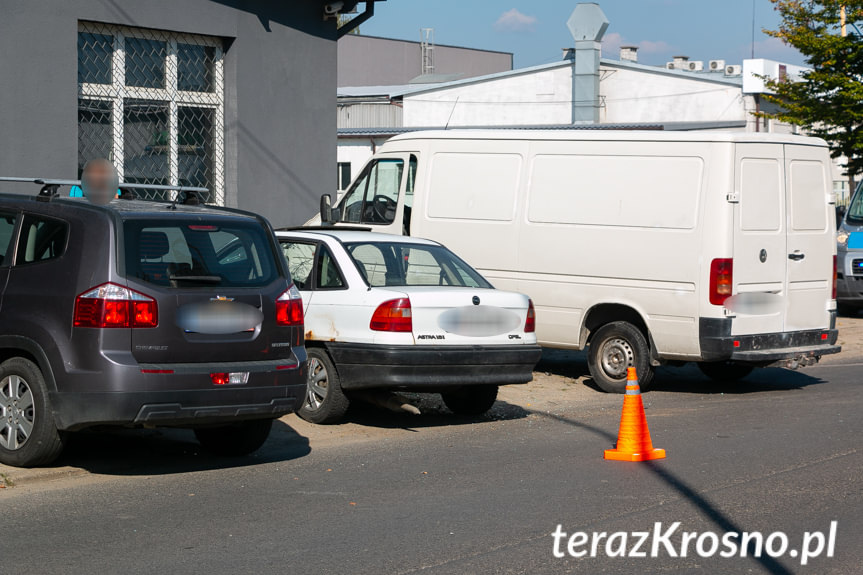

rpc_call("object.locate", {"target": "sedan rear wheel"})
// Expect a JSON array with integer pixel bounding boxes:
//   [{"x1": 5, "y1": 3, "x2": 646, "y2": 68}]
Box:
[{"x1": 298, "y1": 348, "x2": 350, "y2": 424}]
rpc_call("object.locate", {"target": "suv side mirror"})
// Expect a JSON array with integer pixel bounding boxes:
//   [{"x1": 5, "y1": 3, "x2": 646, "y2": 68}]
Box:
[
  {"x1": 836, "y1": 205, "x2": 847, "y2": 229},
  {"x1": 320, "y1": 194, "x2": 334, "y2": 224}
]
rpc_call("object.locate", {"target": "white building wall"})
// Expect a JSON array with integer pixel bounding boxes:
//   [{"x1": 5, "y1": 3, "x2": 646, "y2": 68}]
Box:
[
  {"x1": 402, "y1": 66, "x2": 573, "y2": 127},
  {"x1": 599, "y1": 66, "x2": 746, "y2": 124}
]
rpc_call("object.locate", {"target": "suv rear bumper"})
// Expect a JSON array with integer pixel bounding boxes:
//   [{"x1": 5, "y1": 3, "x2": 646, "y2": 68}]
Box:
[
  {"x1": 326, "y1": 343, "x2": 542, "y2": 391},
  {"x1": 699, "y1": 316, "x2": 840, "y2": 367},
  {"x1": 49, "y1": 360, "x2": 307, "y2": 431}
]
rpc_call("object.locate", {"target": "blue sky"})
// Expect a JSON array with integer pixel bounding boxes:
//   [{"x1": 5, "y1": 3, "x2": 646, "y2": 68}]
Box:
[{"x1": 358, "y1": 0, "x2": 805, "y2": 68}]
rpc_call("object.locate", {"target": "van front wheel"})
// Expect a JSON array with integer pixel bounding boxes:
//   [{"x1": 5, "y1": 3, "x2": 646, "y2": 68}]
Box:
[{"x1": 587, "y1": 322, "x2": 654, "y2": 393}]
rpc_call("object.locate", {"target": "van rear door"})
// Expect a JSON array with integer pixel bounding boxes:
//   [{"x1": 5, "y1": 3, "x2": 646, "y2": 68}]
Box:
[
  {"x1": 731, "y1": 143, "x2": 834, "y2": 336},
  {"x1": 783, "y1": 144, "x2": 834, "y2": 331},
  {"x1": 731, "y1": 144, "x2": 787, "y2": 336}
]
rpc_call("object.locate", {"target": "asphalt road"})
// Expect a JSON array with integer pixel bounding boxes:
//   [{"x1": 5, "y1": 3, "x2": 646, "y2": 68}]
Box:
[{"x1": 2, "y1": 360, "x2": 862, "y2": 575}]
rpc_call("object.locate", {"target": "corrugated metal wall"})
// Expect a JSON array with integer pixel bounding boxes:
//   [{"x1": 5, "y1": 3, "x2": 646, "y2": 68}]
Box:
[{"x1": 338, "y1": 103, "x2": 403, "y2": 129}]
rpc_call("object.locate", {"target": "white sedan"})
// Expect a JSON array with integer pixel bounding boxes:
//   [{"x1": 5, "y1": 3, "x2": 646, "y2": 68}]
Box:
[{"x1": 275, "y1": 229, "x2": 542, "y2": 423}]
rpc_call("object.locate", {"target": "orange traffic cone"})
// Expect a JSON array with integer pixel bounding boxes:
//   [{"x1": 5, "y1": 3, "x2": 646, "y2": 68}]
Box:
[{"x1": 604, "y1": 367, "x2": 666, "y2": 462}]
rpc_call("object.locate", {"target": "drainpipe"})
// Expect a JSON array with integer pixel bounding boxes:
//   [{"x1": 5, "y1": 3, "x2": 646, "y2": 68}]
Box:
[{"x1": 567, "y1": 3, "x2": 609, "y2": 124}]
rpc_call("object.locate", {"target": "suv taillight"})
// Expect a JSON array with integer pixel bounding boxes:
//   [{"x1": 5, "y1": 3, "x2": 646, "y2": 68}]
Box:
[
  {"x1": 370, "y1": 298, "x2": 412, "y2": 332},
  {"x1": 833, "y1": 255, "x2": 838, "y2": 300},
  {"x1": 709, "y1": 258, "x2": 733, "y2": 306},
  {"x1": 74, "y1": 282, "x2": 158, "y2": 328},
  {"x1": 276, "y1": 285, "x2": 304, "y2": 326},
  {"x1": 525, "y1": 299, "x2": 536, "y2": 333}
]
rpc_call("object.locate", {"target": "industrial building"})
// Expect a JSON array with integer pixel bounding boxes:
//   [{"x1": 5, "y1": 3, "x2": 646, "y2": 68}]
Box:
[{"x1": 336, "y1": 6, "x2": 846, "y2": 198}]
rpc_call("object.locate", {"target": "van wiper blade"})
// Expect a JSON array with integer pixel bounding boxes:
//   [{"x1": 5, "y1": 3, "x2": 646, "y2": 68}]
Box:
[{"x1": 169, "y1": 275, "x2": 222, "y2": 284}]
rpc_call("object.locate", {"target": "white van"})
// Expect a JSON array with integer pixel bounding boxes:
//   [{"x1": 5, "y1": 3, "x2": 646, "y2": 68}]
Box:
[{"x1": 317, "y1": 130, "x2": 840, "y2": 391}]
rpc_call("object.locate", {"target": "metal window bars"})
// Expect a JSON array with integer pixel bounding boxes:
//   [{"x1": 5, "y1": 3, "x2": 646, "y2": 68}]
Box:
[{"x1": 77, "y1": 21, "x2": 225, "y2": 205}]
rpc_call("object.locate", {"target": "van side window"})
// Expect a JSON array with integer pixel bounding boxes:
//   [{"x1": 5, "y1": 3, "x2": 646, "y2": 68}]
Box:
[
  {"x1": 15, "y1": 215, "x2": 68, "y2": 265},
  {"x1": 0, "y1": 212, "x2": 18, "y2": 266},
  {"x1": 339, "y1": 158, "x2": 404, "y2": 225}
]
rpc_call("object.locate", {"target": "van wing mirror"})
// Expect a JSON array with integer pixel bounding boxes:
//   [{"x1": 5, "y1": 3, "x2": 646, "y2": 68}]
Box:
[{"x1": 320, "y1": 194, "x2": 334, "y2": 223}]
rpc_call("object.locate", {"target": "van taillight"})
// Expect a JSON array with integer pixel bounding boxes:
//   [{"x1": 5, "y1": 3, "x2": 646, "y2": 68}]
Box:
[
  {"x1": 525, "y1": 299, "x2": 536, "y2": 333},
  {"x1": 833, "y1": 255, "x2": 837, "y2": 300},
  {"x1": 709, "y1": 258, "x2": 733, "y2": 306},
  {"x1": 74, "y1": 283, "x2": 158, "y2": 328},
  {"x1": 370, "y1": 298, "x2": 412, "y2": 332},
  {"x1": 276, "y1": 285, "x2": 304, "y2": 326}
]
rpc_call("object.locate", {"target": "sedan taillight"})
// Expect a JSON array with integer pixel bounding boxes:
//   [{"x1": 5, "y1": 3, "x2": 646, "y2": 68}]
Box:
[
  {"x1": 276, "y1": 285, "x2": 304, "y2": 326},
  {"x1": 74, "y1": 282, "x2": 158, "y2": 328},
  {"x1": 525, "y1": 299, "x2": 536, "y2": 333},
  {"x1": 370, "y1": 298, "x2": 412, "y2": 332}
]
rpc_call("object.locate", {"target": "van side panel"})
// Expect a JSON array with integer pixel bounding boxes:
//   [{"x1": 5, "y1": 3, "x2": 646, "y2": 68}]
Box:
[
  {"x1": 517, "y1": 140, "x2": 709, "y2": 355},
  {"x1": 411, "y1": 140, "x2": 529, "y2": 293}
]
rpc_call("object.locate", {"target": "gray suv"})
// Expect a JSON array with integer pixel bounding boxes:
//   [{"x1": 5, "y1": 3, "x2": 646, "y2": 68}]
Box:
[{"x1": 0, "y1": 185, "x2": 306, "y2": 467}]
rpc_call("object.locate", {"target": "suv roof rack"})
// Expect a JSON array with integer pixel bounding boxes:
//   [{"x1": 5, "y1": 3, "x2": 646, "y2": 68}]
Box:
[{"x1": 0, "y1": 177, "x2": 208, "y2": 205}]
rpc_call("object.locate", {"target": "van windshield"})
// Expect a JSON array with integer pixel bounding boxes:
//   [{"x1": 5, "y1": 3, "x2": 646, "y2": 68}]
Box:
[
  {"x1": 343, "y1": 241, "x2": 492, "y2": 289},
  {"x1": 124, "y1": 219, "x2": 280, "y2": 288}
]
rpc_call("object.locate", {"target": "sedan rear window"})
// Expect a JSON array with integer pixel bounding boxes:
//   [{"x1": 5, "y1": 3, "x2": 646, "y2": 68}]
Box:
[
  {"x1": 344, "y1": 241, "x2": 492, "y2": 289},
  {"x1": 124, "y1": 219, "x2": 280, "y2": 287}
]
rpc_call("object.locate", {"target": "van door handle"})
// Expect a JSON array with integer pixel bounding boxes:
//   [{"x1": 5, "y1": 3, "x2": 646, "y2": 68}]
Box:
[{"x1": 788, "y1": 252, "x2": 805, "y2": 261}]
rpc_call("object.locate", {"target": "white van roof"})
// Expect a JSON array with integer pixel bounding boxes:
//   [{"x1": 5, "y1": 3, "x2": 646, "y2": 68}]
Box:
[{"x1": 386, "y1": 130, "x2": 827, "y2": 147}]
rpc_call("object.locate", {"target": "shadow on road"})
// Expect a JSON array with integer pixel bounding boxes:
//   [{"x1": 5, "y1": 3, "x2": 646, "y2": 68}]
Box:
[
  {"x1": 50, "y1": 419, "x2": 310, "y2": 477},
  {"x1": 535, "y1": 347, "x2": 828, "y2": 395},
  {"x1": 530, "y1": 410, "x2": 796, "y2": 575},
  {"x1": 342, "y1": 396, "x2": 529, "y2": 431}
]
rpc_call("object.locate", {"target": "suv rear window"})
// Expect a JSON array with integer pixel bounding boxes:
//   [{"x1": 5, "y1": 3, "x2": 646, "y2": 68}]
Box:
[{"x1": 124, "y1": 219, "x2": 280, "y2": 288}]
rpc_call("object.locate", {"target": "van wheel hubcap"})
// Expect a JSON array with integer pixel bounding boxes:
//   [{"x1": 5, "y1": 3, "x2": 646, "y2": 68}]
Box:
[
  {"x1": 599, "y1": 338, "x2": 634, "y2": 381},
  {"x1": 0, "y1": 375, "x2": 34, "y2": 451},
  {"x1": 306, "y1": 359, "x2": 329, "y2": 411}
]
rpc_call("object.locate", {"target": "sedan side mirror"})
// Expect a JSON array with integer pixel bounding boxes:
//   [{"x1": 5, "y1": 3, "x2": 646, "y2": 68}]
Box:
[{"x1": 320, "y1": 194, "x2": 334, "y2": 224}]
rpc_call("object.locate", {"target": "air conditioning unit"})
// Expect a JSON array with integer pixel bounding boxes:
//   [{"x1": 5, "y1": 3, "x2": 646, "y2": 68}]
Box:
[
  {"x1": 666, "y1": 62, "x2": 676, "y2": 70},
  {"x1": 687, "y1": 61, "x2": 704, "y2": 71},
  {"x1": 725, "y1": 65, "x2": 742, "y2": 76},
  {"x1": 709, "y1": 59, "x2": 726, "y2": 71}
]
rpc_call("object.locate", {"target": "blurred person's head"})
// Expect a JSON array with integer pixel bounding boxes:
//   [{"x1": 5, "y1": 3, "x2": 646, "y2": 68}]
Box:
[{"x1": 81, "y1": 158, "x2": 119, "y2": 205}]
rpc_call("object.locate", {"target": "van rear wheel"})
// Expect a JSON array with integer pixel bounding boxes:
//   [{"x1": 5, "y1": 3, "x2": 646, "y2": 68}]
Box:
[
  {"x1": 587, "y1": 322, "x2": 654, "y2": 393},
  {"x1": 698, "y1": 361, "x2": 754, "y2": 382}
]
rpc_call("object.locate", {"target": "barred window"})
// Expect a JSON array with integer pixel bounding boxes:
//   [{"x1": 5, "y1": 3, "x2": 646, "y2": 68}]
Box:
[{"x1": 77, "y1": 22, "x2": 224, "y2": 204}]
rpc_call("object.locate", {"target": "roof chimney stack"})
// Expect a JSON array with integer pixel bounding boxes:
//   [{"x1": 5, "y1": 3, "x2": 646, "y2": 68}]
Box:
[{"x1": 620, "y1": 45, "x2": 638, "y2": 63}]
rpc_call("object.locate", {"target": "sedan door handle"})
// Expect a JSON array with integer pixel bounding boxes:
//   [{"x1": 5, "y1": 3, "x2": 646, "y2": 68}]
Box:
[{"x1": 788, "y1": 252, "x2": 805, "y2": 261}]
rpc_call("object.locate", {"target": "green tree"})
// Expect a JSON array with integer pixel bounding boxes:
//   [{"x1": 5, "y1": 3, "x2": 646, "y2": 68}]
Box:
[{"x1": 761, "y1": 0, "x2": 863, "y2": 191}]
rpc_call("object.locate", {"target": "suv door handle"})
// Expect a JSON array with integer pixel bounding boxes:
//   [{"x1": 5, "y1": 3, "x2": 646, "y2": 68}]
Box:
[{"x1": 788, "y1": 252, "x2": 805, "y2": 261}]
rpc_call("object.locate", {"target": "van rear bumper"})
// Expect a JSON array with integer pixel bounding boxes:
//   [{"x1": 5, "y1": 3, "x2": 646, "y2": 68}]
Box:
[
  {"x1": 325, "y1": 343, "x2": 542, "y2": 391},
  {"x1": 699, "y1": 316, "x2": 840, "y2": 366}
]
